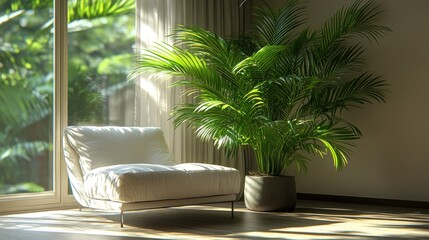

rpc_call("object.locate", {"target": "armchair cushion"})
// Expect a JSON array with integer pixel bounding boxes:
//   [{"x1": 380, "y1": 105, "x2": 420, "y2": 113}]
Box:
[{"x1": 83, "y1": 163, "x2": 240, "y2": 203}]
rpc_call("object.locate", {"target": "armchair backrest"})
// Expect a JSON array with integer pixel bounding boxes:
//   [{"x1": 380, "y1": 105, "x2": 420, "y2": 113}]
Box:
[
  {"x1": 64, "y1": 126, "x2": 175, "y2": 175},
  {"x1": 63, "y1": 126, "x2": 175, "y2": 204}
]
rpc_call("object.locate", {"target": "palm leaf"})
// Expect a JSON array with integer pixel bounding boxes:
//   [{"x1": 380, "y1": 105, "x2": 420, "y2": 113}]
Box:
[
  {"x1": 304, "y1": 73, "x2": 387, "y2": 116},
  {"x1": 252, "y1": 0, "x2": 306, "y2": 46},
  {"x1": 68, "y1": 0, "x2": 134, "y2": 22},
  {"x1": 320, "y1": 0, "x2": 391, "y2": 50},
  {"x1": 130, "y1": 42, "x2": 215, "y2": 82},
  {"x1": 300, "y1": 0, "x2": 391, "y2": 78},
  {"x1": 275, "y1": 28, "x2": 318, "y2": 76},
  {"x1": 2, "y1": 1, "x2": 52, "y2": 12},
  {"x1": 0, "y1": 10, "x2": 24, "y2": 25},
  {"x1": 313, "y1": 121, "x2": 359, "y2": 169},
  {"x1": 172, "y1": 26, "x2": 244, "y2": 75},
  {"x1": 0, "y1": 83, "x2": 50, "y2": 128},
  {"x1": 0, "y1": 141, "x2": 49, "y2": 163},
  {"x1": 234, "y1": 45, "x2": 286, "y2": 79}
]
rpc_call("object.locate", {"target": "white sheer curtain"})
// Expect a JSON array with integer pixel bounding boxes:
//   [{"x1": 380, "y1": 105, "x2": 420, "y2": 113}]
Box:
[{"x1": 134, "y1": 0, "x2": 251, "y2": 193}]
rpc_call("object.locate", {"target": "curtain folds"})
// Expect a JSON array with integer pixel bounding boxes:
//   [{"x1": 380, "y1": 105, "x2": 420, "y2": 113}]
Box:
[{"x1": 135, "y1": 0, "x2": 250, "y2": 194}]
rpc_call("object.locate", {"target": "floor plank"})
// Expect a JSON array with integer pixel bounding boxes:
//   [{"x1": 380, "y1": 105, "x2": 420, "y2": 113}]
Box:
[{"x1": 0, "y1": 200, "x2": 428, "y2": 239}]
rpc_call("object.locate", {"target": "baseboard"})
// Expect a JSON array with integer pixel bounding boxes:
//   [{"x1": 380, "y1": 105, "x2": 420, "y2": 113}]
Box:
[{"x1": 297, "y1": 193, "x2": 429, "y2": 209}]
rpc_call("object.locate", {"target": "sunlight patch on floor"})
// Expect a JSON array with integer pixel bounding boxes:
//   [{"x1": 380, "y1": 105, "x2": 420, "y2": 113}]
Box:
[{"x1": 0, "y1": 201, "x2": 428, "y2": 240}]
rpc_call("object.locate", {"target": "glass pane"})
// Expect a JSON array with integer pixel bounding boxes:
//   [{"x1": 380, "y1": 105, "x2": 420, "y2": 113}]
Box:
[
  {"x1": 67, "y1": 1, "x2": 135, "y2": 194},
  {"x1": 67, "y1": 0, "x2": 136, "y2": 126},
  {"x1": 0, "y1": 1, "x2": 54, "y2": 194}
]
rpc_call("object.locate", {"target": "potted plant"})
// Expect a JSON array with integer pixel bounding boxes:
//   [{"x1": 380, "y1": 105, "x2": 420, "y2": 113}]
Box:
[{"x1": 129, "y1": 0, "x2": 390, "y2": 211}]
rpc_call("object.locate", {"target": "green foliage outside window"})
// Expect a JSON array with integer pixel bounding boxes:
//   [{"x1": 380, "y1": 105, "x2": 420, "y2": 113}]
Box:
[{"x1": 0, "y1": 0, "x2": 135, "y2": 194}]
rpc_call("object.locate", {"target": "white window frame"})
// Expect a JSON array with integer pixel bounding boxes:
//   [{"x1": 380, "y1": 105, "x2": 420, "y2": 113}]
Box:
[{"x1": 0, "y1": 0, "x2": 77, "y2": 214}]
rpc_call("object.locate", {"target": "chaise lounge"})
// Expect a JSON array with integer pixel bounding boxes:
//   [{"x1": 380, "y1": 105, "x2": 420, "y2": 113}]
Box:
[{"x1": 63, "y1": 126, "x2": 241, "y2": 227}]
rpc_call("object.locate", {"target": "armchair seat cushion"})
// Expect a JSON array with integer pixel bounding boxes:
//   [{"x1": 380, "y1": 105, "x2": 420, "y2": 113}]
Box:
[{"x1": 84, "y1": 163, "x2": 240, "y2": 203}]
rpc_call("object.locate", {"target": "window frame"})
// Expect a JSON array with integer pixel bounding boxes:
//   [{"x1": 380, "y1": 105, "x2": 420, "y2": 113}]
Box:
[{"x1": 0, "y1": 0, "x2": 76, "y2": 214}]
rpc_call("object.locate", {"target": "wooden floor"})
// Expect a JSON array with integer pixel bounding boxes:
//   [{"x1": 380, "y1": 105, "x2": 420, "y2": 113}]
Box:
[{"x1": 0, "y1": 200, "x2": 428, "y2": 240}]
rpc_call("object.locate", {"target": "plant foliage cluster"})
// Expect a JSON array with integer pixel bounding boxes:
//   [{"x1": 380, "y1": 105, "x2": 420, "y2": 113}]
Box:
[{"x1": 130, "y1": 0, "x2": 390, "y2": 175}]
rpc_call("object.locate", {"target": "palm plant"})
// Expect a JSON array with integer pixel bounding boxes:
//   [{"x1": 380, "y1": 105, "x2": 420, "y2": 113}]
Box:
[{"x1": 129, "y1": 0, "x2": 390, "y2": 176}]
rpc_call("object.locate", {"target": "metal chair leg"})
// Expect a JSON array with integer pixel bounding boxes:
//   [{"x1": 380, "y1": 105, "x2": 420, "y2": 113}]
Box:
[
  {"x1": 231, "y1": 201, "x2": 234, "y2": 218},
  {"x1": 120, "y1": 210, "x2": 124, "y2": 228}
]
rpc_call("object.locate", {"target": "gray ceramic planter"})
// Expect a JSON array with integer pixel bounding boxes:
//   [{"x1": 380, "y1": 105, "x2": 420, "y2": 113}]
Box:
[{"x1": 244, "y1": 175, "x2": 296, "y2": 212}]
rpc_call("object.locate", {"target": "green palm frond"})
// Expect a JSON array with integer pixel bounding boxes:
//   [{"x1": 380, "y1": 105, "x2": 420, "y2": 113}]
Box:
[
  {"x1": 3, "y1": 0, "x2": 52, "y2": 12},
  {"x1": 264, "y1": 75, "x2": 309, "y2": 120},
  {"x1": 275, "y1": 28, "x2": 318, "y2": 75},
  {"x1": 301, "y1": 0, "x2": 391, "y2": 78},
  {"x1": 338, "y1": 73, "x2": 388, "y2": 106},
  {"x1": 172, "y1": 26, "x2": 244, "y2": 72},
  {"x1": 0, "y1": 83, "x2": 50, "y2": 128},
  {"x1": 131, "y1": 41, "x2": 238, "y2": 104},
  {"x1": 321, "y1": 43, "x2": 366, "y2": 76},
  {"x1": 320, "y1": 0, "x2": 390, "y2": 50},
  {"x1": 173, "y1": 103, "x2": 243, "y2": 156},
  {"x1": 304, "y1": 73, "x2": 387, "y2": 116},
  {"x1": 234, "y1": 45, "x2": 286, "y2": 79},
  {"x1": 172, "y1": 84, "x2": 267, "y2": 156},
  {"x1": 313, "y1": 120, "x2": 359, "y2": 169},
  {"x1": 0, "y1": 83, "x2": 50, "y2": 168},
  {"x1": 253, "y1": 0, "x2": 306, "y2": 46},
  {"x1": 131, "y1": 42, "x2": 215, "y2": 81},
  {"x1": 68, "y1": 0, "x2": 134, "y2": 22},
  {"x1": 0, "y1": 10, "x2": 24, "y2": 26},
  {"x1": 0, "y1": 141, "x2": 49, "y2": 163}
]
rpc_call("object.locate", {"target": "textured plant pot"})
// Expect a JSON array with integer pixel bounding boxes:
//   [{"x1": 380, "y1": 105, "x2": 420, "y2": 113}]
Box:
[{"x1": 244, "y1": 175, "x2": 296, "y2": 212}]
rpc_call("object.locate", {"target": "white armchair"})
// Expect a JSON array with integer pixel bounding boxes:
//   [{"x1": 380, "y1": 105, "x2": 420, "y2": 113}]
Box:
[{"x1": 63, "y1": 126, "x2": 240, "y2": 227}]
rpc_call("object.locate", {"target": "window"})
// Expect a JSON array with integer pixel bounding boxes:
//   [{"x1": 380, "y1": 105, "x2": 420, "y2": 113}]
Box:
[
  {"x1": 0, "y1": 0, "x2": 135, "y2": 212},
  {"x1": 0, "y1": 1, "x2": 55, "y2": 203}
]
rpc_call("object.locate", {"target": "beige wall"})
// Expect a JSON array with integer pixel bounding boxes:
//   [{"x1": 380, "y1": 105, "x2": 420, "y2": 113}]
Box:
[{"x1": 264, "y1": 0, "x2": 429, "y2": 202}]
